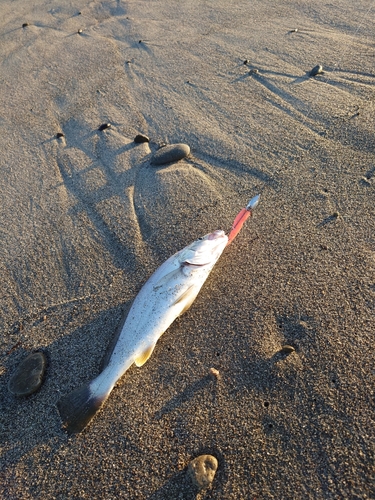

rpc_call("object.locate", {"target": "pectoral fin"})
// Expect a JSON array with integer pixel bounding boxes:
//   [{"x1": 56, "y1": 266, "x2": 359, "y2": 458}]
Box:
[
  {"x1": 173, "y1": 284, "x2": 199, "y2": 315},
  {"x1": 134, "y1": 342, "x2": 157, "y2": 367},
  {"x1": 154, "y1": 268, "x2": 182, "y2": 289}
]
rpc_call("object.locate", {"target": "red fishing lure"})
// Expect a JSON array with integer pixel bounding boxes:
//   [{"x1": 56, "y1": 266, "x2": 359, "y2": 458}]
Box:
[{"x1": 227, "y1": 194, "x2": 260, "y2": 245}]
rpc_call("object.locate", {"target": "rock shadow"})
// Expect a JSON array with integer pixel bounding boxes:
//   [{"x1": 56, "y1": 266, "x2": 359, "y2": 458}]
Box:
[
  {"x1": 148, "y1": 445, "x2": 227, "y2": 500},
  {"x1": 154, "y1": 375, "x2": 212, "y2": 420}
]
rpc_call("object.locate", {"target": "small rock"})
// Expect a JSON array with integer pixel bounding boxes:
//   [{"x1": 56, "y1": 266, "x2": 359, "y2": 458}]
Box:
[
  {"x1": 98, "y1": 123, "x2": 111, "y2": 131},
  {"x1": 280, "y1": 345, "x2": 295, "y2": 354},
  {"x1": 8, "y1": 352, "x2": 46, "y2": 396},
  {"x1": 209, "y1": 367, "x2": 221, "y2": 380},
  {"x1": 134, "y1": 134, "x2": 149, "y2": 143},
  {"x1": 243, "y1": 59, "x2": 249, "y2": 65},
  {"x1": 249, "y1": 68, "x2": 259, "y2": 75},
  {"x1": 361, "y1": 177, "x2": 371, "y2": 186},
  {"x1": 188, "y1": 455, "x2": 218, "y2": 490},
  {"x1": 151, "y1": 143, "x2": 190, "y2": 165},
  {"x1": 77, "y1": 29, "x2": 83, "y2": 34},
  {"x1": 310, "y1": 64, "x2": 323, "y2": 77},
  {"x1": 56, "y1": 132, "x2": 64, "y2": 139},
  {"x1": 290, "y1": 28, "x2": 298, "y2": 33},
  {"x1": 22, "y1": 23, "x2": 29, "y2": 28}
]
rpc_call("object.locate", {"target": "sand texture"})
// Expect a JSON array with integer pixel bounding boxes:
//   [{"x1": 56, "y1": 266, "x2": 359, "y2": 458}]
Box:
[{"x1": 1, "y1": 1, "x2": 374, "y2": 498}]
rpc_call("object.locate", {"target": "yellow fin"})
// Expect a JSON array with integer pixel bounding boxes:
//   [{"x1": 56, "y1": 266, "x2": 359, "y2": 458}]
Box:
[
  {"x1": 134, "y1": 343, "x2": 156, "y2": 367},
  {"x1": 173, "y1": 284, "x2": 199, "y2": 315}
]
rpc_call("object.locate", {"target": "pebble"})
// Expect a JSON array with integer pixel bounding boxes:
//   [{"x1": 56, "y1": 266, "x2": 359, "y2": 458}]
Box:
[
  {"x1": 310, "y1": 64, "x2": 323, "y2": 76},
  {"x1": 243, "y1": 59, "x2": 249, "y2": 65},
  {"x1": 188, "y1": 455, "x2": 218, "y2": 490},
  {"x1": 22, "y1": 23, "x2": 29, "y2": 28},
  {"x1": 134, "y1": 134, "x2": 150, "y2": 143},
  {"x1": 249, "y1": 68, "x2": 259, "y2": 75},
  {"x1": 98, "y1": 123, "x2": 111, "y2": 131},
  {"x1": 56, "y1": 132, "x2": 64, "y2": 139},
  {"x1": 8, "y1": 352, "x2": 46, "y2": 396},
  {"x1": 280, "y1": 345, "x2": 295, "y2": 354},
  {"x1": 77, "y1": 29, "x2": 83, "y2": 34},
  {"x1": 151, "y1": 143, "x2": 190, "y2": 165},
  {"x1": 209, "y1": 367, "x2": 221, "y2": 379},
  {"x1": 361, "y1": 177, "x2": 371, "y2": 186}
]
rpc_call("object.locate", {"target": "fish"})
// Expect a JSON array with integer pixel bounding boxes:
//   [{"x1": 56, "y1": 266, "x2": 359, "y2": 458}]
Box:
[{"x1": 57, "y1": 196, "x2": 259, "y2": 433}]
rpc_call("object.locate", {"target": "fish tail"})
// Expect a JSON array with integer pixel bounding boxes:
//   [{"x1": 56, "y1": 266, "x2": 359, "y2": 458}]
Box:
[{"x1": 57, "y1": 376, "x2": 111, "y2": 434}]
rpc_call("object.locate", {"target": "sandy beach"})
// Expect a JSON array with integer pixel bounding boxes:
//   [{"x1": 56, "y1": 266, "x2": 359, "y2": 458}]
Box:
[{"x1": 1, "y1": 0, "x2": 374, "y2": 498}]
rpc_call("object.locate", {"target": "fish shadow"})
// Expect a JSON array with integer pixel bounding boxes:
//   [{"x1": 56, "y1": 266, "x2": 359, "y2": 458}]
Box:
[{"x1": 1, "y1": 302, "x2": 127, "y2": 466}]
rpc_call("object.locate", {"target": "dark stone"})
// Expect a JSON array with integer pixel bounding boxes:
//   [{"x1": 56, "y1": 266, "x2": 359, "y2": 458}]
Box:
[
  {"x1": 310, "y1": 64, "x2": 323, "y2": 76},
  {"x1": 280, "y1": 345, "x2": 295, "y2": 354},
  {"x1": 8, "y1": 352, "x2": 46, "y2": 396},
  {"x1": 98, "y1": 123, "x2": 111, "y2": 131},
  {"x1": 151, "y1": 143, "x2": 190, "y2": 165},
  {"x1": 22, "y1": 23, "x2": 29, "y2": 28},
  {"x1": 134, "y1": 134, "x2": 150, "y2": 143},
  {"x1": 56, "y1": 132, "x2": 64, "y2": 138}
]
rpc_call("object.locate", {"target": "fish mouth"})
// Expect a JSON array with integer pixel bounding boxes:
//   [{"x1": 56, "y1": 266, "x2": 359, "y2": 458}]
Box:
[{"x1": 207, "y1": 229, "x2": 226, "y2": 240}]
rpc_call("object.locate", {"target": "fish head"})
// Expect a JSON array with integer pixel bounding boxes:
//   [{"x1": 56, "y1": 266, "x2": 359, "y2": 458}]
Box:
[{"x1": 180, "y1": 230, "x2": 228, "y2": 270}]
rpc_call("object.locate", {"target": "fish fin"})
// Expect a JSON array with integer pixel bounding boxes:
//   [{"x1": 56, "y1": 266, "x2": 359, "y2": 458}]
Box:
[
  {"x1": 134, "y1": 342, "x2": 157, "y2": 367},
  {"x1": 57, "y1": 381, "x2": 109, "y2": 434},
  {"x1": 172, "y1": 284, "x2": 199, "y2": 314},
  {"x1": 154, "y1": 268, "x2": 182, "y2": 289}
]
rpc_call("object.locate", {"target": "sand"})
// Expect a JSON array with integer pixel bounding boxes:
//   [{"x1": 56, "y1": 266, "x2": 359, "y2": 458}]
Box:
[{"x1": 1, "y1": 0, "x2": 374, "y2": 498}]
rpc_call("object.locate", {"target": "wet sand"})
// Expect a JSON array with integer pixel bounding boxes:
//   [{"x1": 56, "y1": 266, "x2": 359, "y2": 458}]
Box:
[{"x1": 1, "y1": 1, "x2": 374, "y2": 498}]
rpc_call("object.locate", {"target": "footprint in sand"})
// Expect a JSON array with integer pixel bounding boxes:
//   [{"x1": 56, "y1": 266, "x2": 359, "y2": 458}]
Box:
[
  {"x1": 51, "y1": 122, "x2": 234, "y2": 270},
  {"x1": 53, "y1": 120, "x2": 154, "y2": 270}
]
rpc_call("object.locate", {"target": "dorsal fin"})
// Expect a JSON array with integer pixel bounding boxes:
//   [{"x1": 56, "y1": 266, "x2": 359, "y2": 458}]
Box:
[{"x1": 134, "y1": 342, "x2": 157, "y2": 367}]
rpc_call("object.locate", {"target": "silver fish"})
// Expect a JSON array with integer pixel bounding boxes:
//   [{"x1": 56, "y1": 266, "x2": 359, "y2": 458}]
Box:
[{"x1": 58, "y1": 229, "x2": 228, "y2": 433}]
